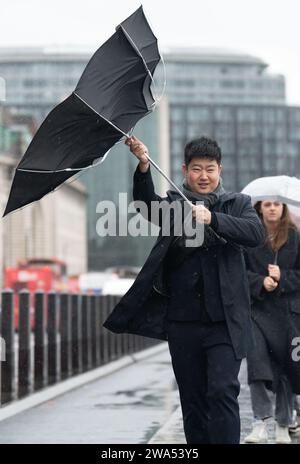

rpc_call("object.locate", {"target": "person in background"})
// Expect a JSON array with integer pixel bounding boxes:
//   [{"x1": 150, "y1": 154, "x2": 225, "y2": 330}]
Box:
[{"x1": 244, "y1": 200, "x2": 300, "y2": 444}]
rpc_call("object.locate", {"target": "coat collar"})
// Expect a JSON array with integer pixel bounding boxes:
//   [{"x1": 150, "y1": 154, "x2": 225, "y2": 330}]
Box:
[{"x1": 166, "y1": 190, "x2": 238, "y2": 207}]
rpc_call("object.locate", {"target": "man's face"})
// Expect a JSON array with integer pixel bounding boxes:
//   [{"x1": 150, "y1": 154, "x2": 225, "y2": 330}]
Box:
[{"x1": 182, "y1": 157, "x2": 222, "y2": 194}]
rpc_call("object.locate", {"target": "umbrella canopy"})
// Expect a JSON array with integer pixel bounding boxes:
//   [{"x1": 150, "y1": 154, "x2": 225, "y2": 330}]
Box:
[
  {"x1": 288, "y1": 205, "x2": 300, "y2": 229},
  {"x1": 3, "y1": 6, "x2": 161, "y2": 216},
  {"x1": 241, "y1": 175, "x2": 300, "y2": 207}
]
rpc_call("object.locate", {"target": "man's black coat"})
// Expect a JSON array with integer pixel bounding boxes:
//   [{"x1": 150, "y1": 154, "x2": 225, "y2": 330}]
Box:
[{"x1": 103, "y1": 166, "x2": 265, "y2": 359}]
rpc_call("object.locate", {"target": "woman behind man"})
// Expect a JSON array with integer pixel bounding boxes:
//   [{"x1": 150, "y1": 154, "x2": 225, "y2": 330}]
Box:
[{"x1": 244, "y1": 200, "x2": 300, "y2": 444}]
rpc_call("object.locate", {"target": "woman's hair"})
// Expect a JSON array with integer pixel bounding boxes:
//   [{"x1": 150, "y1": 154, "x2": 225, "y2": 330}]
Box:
[{"x1": 254, "y1": 201, "x2": 298, "y2": 251}]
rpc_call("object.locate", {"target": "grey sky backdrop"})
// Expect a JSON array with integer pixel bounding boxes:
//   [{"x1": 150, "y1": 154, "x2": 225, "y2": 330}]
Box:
[{"x1": 1, "y1": 0, "x2": 300, "y2": 105}]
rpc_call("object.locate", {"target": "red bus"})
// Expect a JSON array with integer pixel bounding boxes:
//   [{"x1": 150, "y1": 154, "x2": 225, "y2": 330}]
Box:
[{"x1": 4, "y1": 258, "x2": 71, "y2": 329}]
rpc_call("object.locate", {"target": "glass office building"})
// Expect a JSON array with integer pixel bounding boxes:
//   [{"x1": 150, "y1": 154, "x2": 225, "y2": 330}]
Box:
[
  {"x1": 169, "y1": 104, "x2": 300, "y2": 191},
  {"x1": 149, "y1": 48, "x2": 300, "y2": 192}
]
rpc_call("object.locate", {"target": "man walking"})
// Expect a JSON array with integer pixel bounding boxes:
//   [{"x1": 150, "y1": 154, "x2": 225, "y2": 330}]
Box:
[{"x1": 103, "y1": 135, "x2": 264, "y2": 444}]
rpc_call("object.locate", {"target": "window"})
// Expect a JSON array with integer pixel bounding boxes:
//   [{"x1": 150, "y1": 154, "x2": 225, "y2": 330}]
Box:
[
  {"x1": 214, "y1": 107, "x2": 233, "y2": 122},
  {"x1": 172, "y1": 107, "x2": 184, "y2": 122},
  {"x1": 23, "y1": 79, "x2": 47, "y2": 88},
  {"x1": 237, "y1": 109, "x2": 257, "y2": 122},
  {"x1": 171, "y1": 122, "x2": 187, "y2": 137},
  {"x1": 169, "y1": 79, "x2": 195, "y2": 87},
  {"x1": 187, "y1": 107, "x2": 210, "y2": 121},
  {"x1": 220, "y1": 79, "x2": 245, "y2": 89}
]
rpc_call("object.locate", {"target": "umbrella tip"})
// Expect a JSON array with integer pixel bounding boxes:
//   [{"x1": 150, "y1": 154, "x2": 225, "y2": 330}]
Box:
[{"x1": 2, "y1": 206, "x2": 9, "y2": 217}]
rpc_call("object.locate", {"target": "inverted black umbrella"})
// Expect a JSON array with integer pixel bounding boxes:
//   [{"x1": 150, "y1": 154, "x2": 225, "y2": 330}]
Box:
[
  {"x1": 3, "y1": 6, "x2": 164, "y2": 216},
  {"x1": 2, "y1": 6, "x2": 228, "y2": 248}
]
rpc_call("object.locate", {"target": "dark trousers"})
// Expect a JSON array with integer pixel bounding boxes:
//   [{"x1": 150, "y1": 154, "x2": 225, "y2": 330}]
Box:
[{"x1": 166, "y1": 319, "x2": 242, "y2": 444}]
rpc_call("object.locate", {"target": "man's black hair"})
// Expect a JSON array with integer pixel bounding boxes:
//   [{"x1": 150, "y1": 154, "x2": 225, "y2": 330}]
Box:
[{"x1": 184, "y1": 136, "x2": 222, "y2": 165}]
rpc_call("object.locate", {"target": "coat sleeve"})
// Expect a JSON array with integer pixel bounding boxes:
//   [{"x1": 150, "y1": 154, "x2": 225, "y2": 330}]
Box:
[
  {"x1": 133, "y1": 164, "x2": 164, "y2": 226},
  {"x1": 243, "y1": 249, "x2": 266, "y2": 300},
  {"x1": 213, "y1": 194, "x2": 265, "y2": 247},
  {"x1": 279, "y1": 234, "x2": 300, "y2": 294}
]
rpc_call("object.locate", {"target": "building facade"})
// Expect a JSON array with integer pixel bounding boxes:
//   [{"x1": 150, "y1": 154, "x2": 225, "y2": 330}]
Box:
[
  {"x1": 2, "y1": 177, "x2": 88, "y2": 279},
  {"x1": 0, "y1": 47, "x2": 88, "y2": 122},
  {"x1": 159, "y1": 47, "x2": 285, "y2": 105},
  {"x1": 169, "y1": 104, "x2": 300, "y2": 191},
  {"x1": 153, "y1": 48, "x2": 299, "y2": 191}
]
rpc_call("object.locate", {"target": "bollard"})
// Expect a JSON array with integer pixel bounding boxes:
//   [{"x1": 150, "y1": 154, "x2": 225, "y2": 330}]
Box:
[
  {"x1": 107, "y1": 295, "x2": 117, "y2": 362},
  {"x1": 123, "y1": 330, "x2": 130, "y2": 356},
  {"x1": 71, "y1": 293, "x2": 82, "y2": 375},
  {"x1": 128, "y1": 332, "x2": 135, "y2": 355},
  {"x1": 0, "y1": 333, "x2": 5, "y2": 406},
  {"x1": 113, "y1": 296, "x2": 123, "y2": 358},
  {"x1": 48, "y1": 291, "x2": 59, "y2": 385},
  {"x1": 95, "y1": 295, "x2": 103, "y2": 365},
  {"x1": 18, "y1": 290, "x2": 31, "y2": 398},
  {"x1": 34, "y1": 291, "x2": 47, "y2": 391},
  {"x1": 135, "y1": 334, "x2": 141, "y2": 353},
  {"x1": 0, "y1": 289, "x2": 15, "y2": 405},
  {"x1": 137, "y1": 334, "x2": 143, "y2": 352},
  {"x1": 60, "y1": 293, "x2": 72, "y2": 380},
  {"x1": 100, "y1": 295, "x2": 109, "y2": 365},
  {"x1": 81, "y1": 294, "x2": 92, "y2": 371},
  {"x1": 132, "y1": 335, "x2": 137, "y2": 353},
  {"x1": 91, "y1": 295, "x2": 100, "y2": 367}
]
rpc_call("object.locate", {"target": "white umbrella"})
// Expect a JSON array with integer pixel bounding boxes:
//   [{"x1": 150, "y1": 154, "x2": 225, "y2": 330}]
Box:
[
  {"x1": 288, "y1": 204, "x2": 300, "y2": 229},
  {"x1": 241, "y1": 175, "x2": 300, "y2": 207}
]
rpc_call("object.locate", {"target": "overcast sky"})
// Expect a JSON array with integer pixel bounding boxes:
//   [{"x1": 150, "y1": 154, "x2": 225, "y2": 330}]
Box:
[{"x1": 1, "y1": 0, "x2": 300, "y2": 104}]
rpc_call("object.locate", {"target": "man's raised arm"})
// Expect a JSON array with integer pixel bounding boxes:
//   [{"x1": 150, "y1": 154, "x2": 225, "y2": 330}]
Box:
[{"x1": 126, "y1": 136, "x2": 163, "y2": 225}]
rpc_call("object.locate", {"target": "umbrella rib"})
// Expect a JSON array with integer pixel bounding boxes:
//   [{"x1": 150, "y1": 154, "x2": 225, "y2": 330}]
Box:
[
  {"x1": 118, "y1": 24, "x2": 162, "y2": 104},
  {"x1": 73, "y1": 91, "x2": 129, "y2": 138},
  {"x1": 118, "y1": 25, "x2": 153, "y2": 82},
  {"x1": 17, "y1": 149, "x2": 112, "y2": 173}
]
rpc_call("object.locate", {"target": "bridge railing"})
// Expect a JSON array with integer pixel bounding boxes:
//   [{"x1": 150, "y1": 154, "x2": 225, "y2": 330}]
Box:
[{"x1": 0, "y1": 289, "x2": 160, "y2": 406}]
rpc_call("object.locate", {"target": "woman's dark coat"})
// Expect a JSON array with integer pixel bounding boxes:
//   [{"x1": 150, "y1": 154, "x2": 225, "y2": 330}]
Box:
[
  {"x1": 103, "y1": 166, "x2": 265, "y2": 360},
  {"x1": 244, "y1": 228, "x2": 300, "y2": 393}
]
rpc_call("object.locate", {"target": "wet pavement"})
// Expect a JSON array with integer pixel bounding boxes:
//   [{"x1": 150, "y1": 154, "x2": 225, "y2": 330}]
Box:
[
  {"x1": 149, "y1": 356, "x2": 300, "y2": 445},
  {"x1": 0, "y1": 346, "x2": 179, "y2": 444},
  {"x1": 0, "y1": 344, "x2": 299, "y2": 444}
]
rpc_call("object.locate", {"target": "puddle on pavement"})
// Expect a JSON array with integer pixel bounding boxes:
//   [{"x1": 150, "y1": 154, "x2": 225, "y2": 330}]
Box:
[
  {"x1": 94, "y1": 380, "x2": 178, "y2": 410},
  {"x1": 95, "y1": 390, "x2": 171, "y2": 409}
]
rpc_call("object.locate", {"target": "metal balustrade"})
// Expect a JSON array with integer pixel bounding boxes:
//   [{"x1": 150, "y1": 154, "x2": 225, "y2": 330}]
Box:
[{"x1": 0, "y1": 290, "x2": 159, "y2": 406}]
